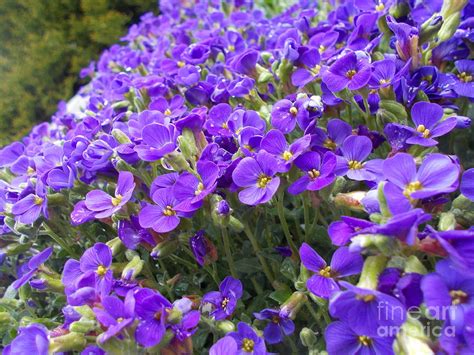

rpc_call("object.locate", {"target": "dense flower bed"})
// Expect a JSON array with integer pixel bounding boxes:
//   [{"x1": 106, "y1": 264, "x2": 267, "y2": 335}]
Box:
[{"x1": 1, "y1": 0, "x2": 474, "y2": 353}]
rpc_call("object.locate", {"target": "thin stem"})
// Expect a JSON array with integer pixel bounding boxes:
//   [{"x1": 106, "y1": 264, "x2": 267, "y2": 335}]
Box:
[
  {"x1": 41, "y1": 223, "x2": 78, "y2": 258},
  {"x1": 305, "y1": 300, "x2": 320, "y2": 324},
  {"x1": 243, "y1": 223, "x2": 275, "y2": 285},
  {"x1": 276, "y1": 193, "x2": 299, "y2": 258},
  {"x1": 221, "y1": 227, "x2": 238, "y2": 279},
  {"x1": 302, "y1": 194, "x2": 310, "y2": 243},
  {"x1": 250, "y1": 277, "x2": 264, "y2": 295}
]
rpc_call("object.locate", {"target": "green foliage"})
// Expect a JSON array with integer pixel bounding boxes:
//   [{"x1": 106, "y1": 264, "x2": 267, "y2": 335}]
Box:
[{"x1": 0, "y1": 0, "x2": 156, "y2": 144}]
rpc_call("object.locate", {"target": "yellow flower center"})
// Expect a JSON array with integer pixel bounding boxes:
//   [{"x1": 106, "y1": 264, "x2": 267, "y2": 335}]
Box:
[
  {"x1": 416, "y1": 124, "x2": 431, "y2": 138},
  {"x1": 177, "y1": 61, "x2": 185, "y2": 68},
  {"x1": 348, "y1": 160, "x2": 363, "y2": 170},
  {"x1": 164, "y1": 108, "x2": 172, "y2": 116},
  {"x1": 221, "y1": 122, "x2": 229, "y2": 129},
  {"x1": 346, "y1": 69, "x2": 357, "y2": 79},
  {"x1": 271, "y1": 315, "x2": 280, "y2": 324},
  {"x1": 319, "y1": 45, "x2": 326, "y2": 53},
  {"x1": 117, "y1": 317, "x2": 124, "y2": 323},
  {"x1": 242, "y1": 338, "x2": 255, "y2": 352},
  {"x1": 318, "y1": 266, "x2": 332, "y2": 278},
  {"x1": 450, "y1": 290, "x2": 468, "y2": 305},
  {"x1": 356, "y1": 294, "x2": 375, "y2": 302},
  {"x1": 308, "y1": 169, "x2": 321, "y2": 179},
  {"x1": 312, "y1": 64, "x2": 321, "y2": 75},
  {"x1": 96, "y1": 265, "x2": 107, "y2": 276},
  {"x1": 243, "y1": 144, "x2": 254, "y2": 152},
  {"x1": 379, "y1": 78, "x2": 389, "y2": 85},
  {"x1": 195, "y1": 182, "x2": 204, "y2": 196},
  {"x1": 289, "y1": 106, "x2": 298, "y2": 115},
  {"x1": 403, "y1": 181, "x2": 423, "y2": 198},
  {"x1": 282, "y1": 151, "x2": 293, "y2": 161},
  {"x1": 154, "y1": 311, "x2": 162, "y2": 320},
  {"x1": 257, "y1": 174, "x2": 272, "y2": 188},
  {"x1": 34, "y1": 195, "x2": 44, "y2": 205},
  {"x1": 458, "y1": 72, "x2": 472, "y2": 83},
  {"x1": 163, "y1": 205, "x2": 176, "y2": 216},
  {"x1": 27, "y1": 166, "x2": 35, "y2": 175},
  {"x1": 323, "y1": 138, "x2": 337, "y2": 150},
  {"x1": 228, "y1": 44, "x2": 235, "y2": 52},
  {"x1": 111, "y1": 194, "x2": 123, "y2": 207},
  {"x1": 375, "y1": 3, "x2": 385, "y2": 11},
  {"x1": 221, "y1": 297, "x2": 230, "y2": 311},
  {"x1": 358, "y1": 335, "x2": 373, "y2": 346}
]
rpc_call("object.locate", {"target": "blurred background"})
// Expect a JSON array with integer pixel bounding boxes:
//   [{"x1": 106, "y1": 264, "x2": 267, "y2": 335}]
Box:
[{"x1": 0, "y1": 0, "x2": 157, "y2": 145}]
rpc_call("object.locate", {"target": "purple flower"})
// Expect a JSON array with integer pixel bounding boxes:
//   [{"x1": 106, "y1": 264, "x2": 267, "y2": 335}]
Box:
[
  {"x1": 461, "y1": 168, "x2": 474, "y2": 201},
  {"x1": 93, "y1": 291, "x2": 135, "y2": 343},
  {"x1": 292, "y1": 47, "x2": 323, "y2": 87},
  {"x1": 139, "y1": 188, "x2": 191, "y2": 233},
  {"x1": 189, "y1": 230, "x2": 209, "y2": 266},
  {"x1": 173, "y1": 160, "x2": 219, "y2": 211},
  {"x1": 84, "y1": 171, "x2": 135, "y2": 219},
  {"x1": 134, "y1": 123, "x2": 178, "y2": 161},
  {"x1": 405, "y1": 102, "x2": 457, "y2": 146},
  {"x1": 3, "y1": 324, "x2": 49, "y2": 355},
  {"x1": 358, "y1": 208, "x2": 431, "y2": 245},
  {"x1": 325, "y1": 321, "x2": 395, "y2": 355},
  {"x1": 12, "y1": 247, "x2": 53, "y2": 289},
  {"x1": 228, "y1": 49, "x2": 259, "y2": 76},
  {"x1": 452, "y1": 60, "x2": 474, "y2": 98},
  {"x1": 329, "y1": 282, "x2": 406, "y2": 334},
  {"x1": 228, "y1": 322, "x2": 267, "y2": 354},
  {"x1": 328, "y1": 216, "x2": 375, "y2": 246},
  {"x1": 12, "y1": 182, "x2": 48, "y2": 224},
  {"x1": 254, "y1": 308, "x2": 294, "y2": 344},
  {"x1": 210, "y1": 336, "x2": 238, "y2": 355},
  {"x1": 335, "y1": 135, "x2": 383, "y2": 181},
  {"x1": 205, "y1": 103, "x2": 234, "y2": 137},
  {"x1": 118, "y1": 215, "x2": 155, "y2": 250},
  {"x1": 322, "y1": 52, "x2": 371, "y2": 92},
  {"x1": 170, "y1": 307, "x2": 200, "y2": 342},
  {"x1": 232, "y1": 151, "x2": 281, "y2": 205},
  {"x1": 368, "y1": 58, "x2": 409, "y2": 89},
  {"x1": 260, "y1": 129, "x2": 311, "y2": 172},
  {"x1": 421, "y1": 259, "x2": 474, "y2": 324},
  {"x1": 310, "y1": 118, "x2": 352, "y2": 152},
  {"x1": 134, "y1": 288, "x2": 172, "y2": 348},
  {"x1": 300, "y1": 243, "x2": 363, "y2": 298},
  {"x1": 383, "y1": 153, "x2": 459, "y2": 214},
  {"x1": 288, "y1": 151, "x2": 336, "y2": 195},
  {"x1": 202, "y1": 276, "x2": 242, "y2": 320},
  {"x1": 270, "y1": 99, "x2": 308, "y2": 134},
  {"x1": 430, "y1": 227, "x2": 474, "y2": 274}
]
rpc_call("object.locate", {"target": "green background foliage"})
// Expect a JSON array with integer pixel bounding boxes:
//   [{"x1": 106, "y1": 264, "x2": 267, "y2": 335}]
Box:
[{"x1": 0, "y1": 0, "x2": 157, "y2": 145}]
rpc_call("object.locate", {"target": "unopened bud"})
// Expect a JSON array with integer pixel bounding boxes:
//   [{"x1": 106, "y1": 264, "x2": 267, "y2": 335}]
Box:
[
  {"x1": 122, "y1": 255, "x2": 144, "y2": 281},
  {"x1": 334, "y1": 191, "x2": 367, "y2": 211},
  {"x1": 163, "y1": 152, "x2": 190, "y2": 172},
  {"x1": 300, "y1": 327, "x2": 318, "y2": 348},
  {"x1": 49, "y1": 332, "x2": 87, "y2": 353},
  {"x1": 216, "y1": 320, "x2": 236, "y2": 334},
  {"x1": 438, "y1": 13, "x2": 461, "y2": 43},
  {"x1": 69, "y1": 318, "x2": 98, "y2": 333},
  {"x1": 111, "y1": 129, "x2": 132, "y2": 144},
  {"x1": 151, "y1": 239, "x2": 179, "y2": 259},
  {"x1": 438, "y1": 212, "x2": 456, "y2": 231},
  {"x1": 357, "y1": 255, "x2": 388, "y2": 290},
  {"x1": 106, "y1": 237, "x2": 123, "y2": 256},
  {"x1": 178, "y1": 129, "x2": 198, "y2": 162},
  {"x1": 281, "y1": 292, "x2": 307, "y2": 318}
]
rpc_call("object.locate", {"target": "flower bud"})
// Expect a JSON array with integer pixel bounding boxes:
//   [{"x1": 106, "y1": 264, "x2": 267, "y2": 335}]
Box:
[
  {"x1": 163, "y1": 152, "x2": 190, "y2": 172},
  {"x1": 216, "y1": 320, "x2": 236, "y2": 334},
  {"x1": 334, "y1": 191, "x2": 367, "y2": 211},
  {"x1": 69, "y1": 318, "x2": 98, "y2": 333},
  {"x1": 394, "y1": 317, "x2": 433, "y2": 355},
  {"x1": 438, "y1": 212, "x2": 456, "y2": 231},
  {"x1": 378, "y1": 100, "x2": 408, "y2": 122},
  {"x1": 455, "y1": 115, "x2": 471, "y2": 129},
  {"x1": 281, "y1": 291, "x2": 307, "y2": 318},
  {"x1": 357, "y1": 255, "x2": 388, "y2": 290},
  {"x1": 122, "y1": 255, "x2": 144, "y2": 281},
  {"x1": 257, "y1": 70, "x2": 274, "y2": 84},
  {"x1": 151, "y1": 239, "x2": 179, "y2": 259},
  {"x1": 419, "y1": 15, "x2": 443, "y2": 43},
  {"x1": 178, "y1": 128, "x2": 198, "y2": 162},
  {"x1": 49, "y1": 332, "x2": 87, "y2": 353},
  {"x1": 404, "y1": 255, "x2": 428, "y2": 274},
  {"x1": 106, "y1": 237, "x2": 123, "y2": 256},
  {"x1": 438, "y1": 12, "x2": 460, "y2": 43},
  {"x1": 300, "y1": 327, "x2": 318, "y2": 349},
  {"x1": 111, "y1": 128, "x2": 132, "y2": 144}
]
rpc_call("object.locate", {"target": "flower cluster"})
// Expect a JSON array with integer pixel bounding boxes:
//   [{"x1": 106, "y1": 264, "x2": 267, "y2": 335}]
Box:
[{"x1": 1, "y1": 0, "x2": 474, "y2": 354}]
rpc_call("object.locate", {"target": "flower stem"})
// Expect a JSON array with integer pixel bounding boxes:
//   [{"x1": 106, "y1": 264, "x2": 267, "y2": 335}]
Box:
[
  {"x1": 41, "y1": 222, "x2": 78, "y2": 258},
  {"x1": 276, "y1": 193, "x2": 299, "y2": 259},
  {"x1": 221, "y1": 227, "x2": 238, "y2": 279},
  {"x1": 243, "y1": 222, "x2": 275, "y2": 285}
]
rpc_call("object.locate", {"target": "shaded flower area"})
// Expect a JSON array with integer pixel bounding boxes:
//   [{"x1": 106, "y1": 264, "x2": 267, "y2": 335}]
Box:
[{"x1": 0, "y1": 0, "x2": 473, "y2": 354}]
